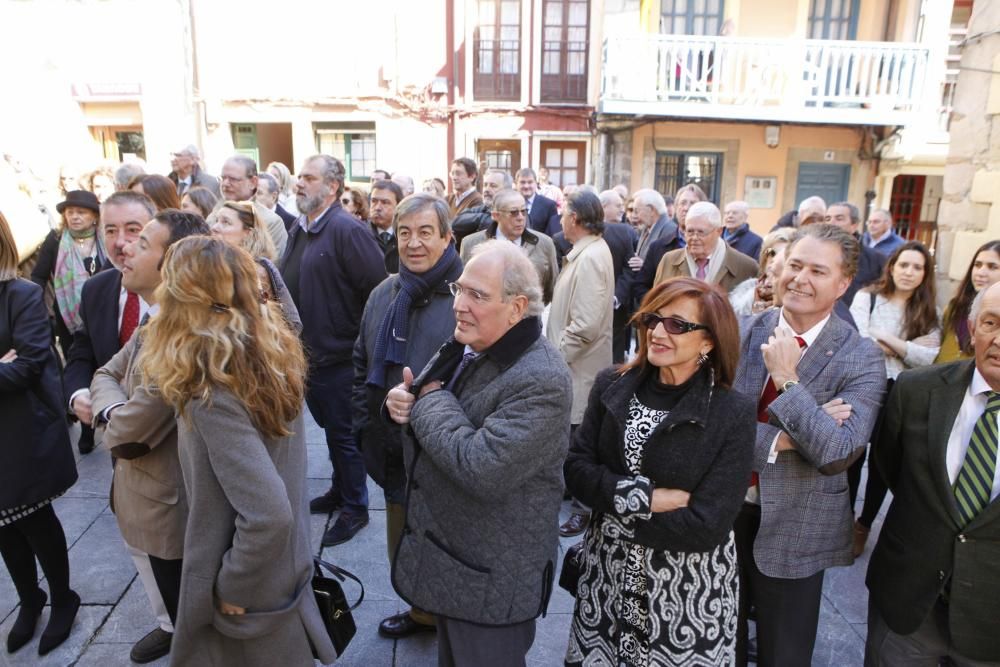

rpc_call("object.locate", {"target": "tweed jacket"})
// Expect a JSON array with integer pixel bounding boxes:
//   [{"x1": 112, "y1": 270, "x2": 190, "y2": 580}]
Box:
[
  {"x1": 460, "y1": 223, "x2": 559, "y2": 304},
  {"x1": 734, "y1": 308, "x2": 886, "y2": 578},
  {"x1": 392, "y1": 316, "x2": 573, "y2": 626},
  {"x1": 546, "y1": 234, "x2": 614, "y2": 424},
  {"x1": 653, "y1": 244, "x2": 759, "y2": 293},
  {"x1": 171, "y1": 394, "x2": 336, "y2": 666},
  {"x1": 352, "y1": 272, "x2": 459, "y2": 495},
  {"x1": 447, "y1": 189, "x2": 484, "y2": 218},
  {"x1": 868, "y1": 361, "x2": 1000, "y2": 661},
  {"x1": 90, "y1": 330, "x2": 187, "y2": 560},
  {"x1": 565, "y1": 365, "x2": 755, "y2": 552}
]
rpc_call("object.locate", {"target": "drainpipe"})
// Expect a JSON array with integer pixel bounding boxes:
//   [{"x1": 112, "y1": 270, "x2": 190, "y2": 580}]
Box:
[{"x1": 446, "y1": 0, "x2": 457, "y2": 168}]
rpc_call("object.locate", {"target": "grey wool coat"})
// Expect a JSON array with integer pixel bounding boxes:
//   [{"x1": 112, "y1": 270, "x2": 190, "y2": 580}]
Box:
[
  {"x1": 392, "y1": 316, "x2": 573, "y2": 626},
  {"x1": 170, "y1": 391, "x2": 336, "y2": 666}
]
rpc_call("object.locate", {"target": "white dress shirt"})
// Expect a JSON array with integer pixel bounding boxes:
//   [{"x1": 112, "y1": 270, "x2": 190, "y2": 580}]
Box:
[{"x1": 946, "y1": 368, "x2": 1000, "y2": 502}]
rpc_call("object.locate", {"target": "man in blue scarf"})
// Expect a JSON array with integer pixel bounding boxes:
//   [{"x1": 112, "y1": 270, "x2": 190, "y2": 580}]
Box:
[{"x1": 351, "y1": 192, "x2": 462, "y2": 639}]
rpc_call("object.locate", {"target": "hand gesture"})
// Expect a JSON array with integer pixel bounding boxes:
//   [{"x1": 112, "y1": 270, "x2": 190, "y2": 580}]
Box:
[
  {"x1": 72, "y1": 391, "x2": 94, "y2": 425},
  {"x1": 387, "y1": 367, "x2": 416, "y2": 424},
  {"x1": 0, "y1": 349, "x2": 16, "y2": 363},
  {"x1": 821, "y1": 397, "x2": 852, "y2": 427},
  {"x1": 761, "y1": 327, "x2": 801, "y2": 387}
]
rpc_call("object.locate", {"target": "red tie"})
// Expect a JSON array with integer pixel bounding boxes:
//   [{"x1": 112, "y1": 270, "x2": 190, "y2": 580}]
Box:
[
  {"x1": 120, "y1": 291, "x2": 140, "y2": 346},
  {"x1": 751, "y1": 335, "x2": 807, "y2": 487}
]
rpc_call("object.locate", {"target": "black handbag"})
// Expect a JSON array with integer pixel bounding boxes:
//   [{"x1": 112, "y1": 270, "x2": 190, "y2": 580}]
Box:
[
  {"x1": 558, "y1": 540, "x2": 586, "y2": 597},
  {"x1": 312, "y1": 558, "x2": 365, "y2": 656}
]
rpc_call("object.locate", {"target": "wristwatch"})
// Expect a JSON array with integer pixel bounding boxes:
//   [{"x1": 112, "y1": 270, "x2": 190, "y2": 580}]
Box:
[{"x1": 779, "y1": 380, "x2": 799, "y2": 394}]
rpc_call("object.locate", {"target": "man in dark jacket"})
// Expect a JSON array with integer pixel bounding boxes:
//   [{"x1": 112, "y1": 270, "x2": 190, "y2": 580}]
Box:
[
  {"x1": 385, "y1": 240, "x2": 572, "y2": 666},
  {"x1": 516, "y1": 168, "x2": 561, "y2": 237},
  {"x1": 353, "y1": 193, "x2": 462, "y2": 639},
  {"x1": 166, "y1": 144, "x2": 219, "y2": 197},
  {"x1": 281, "y1": 154, "x2": 387, "y2": 546},
  {"x1": 66, "y1": 191, "x2": 155, "y2": 454},
  {"x1": 451, "y1": 169, "x2": 510, "y2": 250},
  {"x1": 723, "y1": 200, "x2": 763, "y2": 261},
  {"x1": 866, "y1": 281, "x2": 1000, "y2": 665},
  {"x1": 821, "y1": 202, "x2": 885, "y2": 308},
  {"x1": 368, "y1": 179, "x2": 404, "y2": 273}
]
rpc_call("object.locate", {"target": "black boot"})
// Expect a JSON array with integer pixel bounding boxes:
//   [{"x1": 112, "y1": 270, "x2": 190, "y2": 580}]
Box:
[
  {"x1": 38, "y1": 589, "x2": 79, "y2": 656},
  {"x1": 77, "y1": 424, "x2": 95, "y2": 455},
  {"x1": 6, "y1": 588, "x2": 46, "y2": 653}
]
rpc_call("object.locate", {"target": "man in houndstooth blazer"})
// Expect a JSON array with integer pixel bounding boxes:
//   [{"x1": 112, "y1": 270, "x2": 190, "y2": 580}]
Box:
[{"x1": 732, "y1": 224, "x2": 887, "y2": 666}]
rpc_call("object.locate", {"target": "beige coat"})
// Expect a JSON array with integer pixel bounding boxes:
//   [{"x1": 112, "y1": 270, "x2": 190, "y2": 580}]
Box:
[
  {"x1": 90, "y1": 333, "x2": 187, "y2": 560},
  {"x1": 653, "y1": 244, "x2": 759, "y2": 293},
  {"x1": 546, "y1": 234, "x2": 614, "y2": 424},
  {"x1": 460, "y1": 224, "x2": 560, "y2": 304}
]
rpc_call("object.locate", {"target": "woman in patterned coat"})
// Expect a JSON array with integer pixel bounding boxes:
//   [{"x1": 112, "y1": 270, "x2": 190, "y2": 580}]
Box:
[{"x1": 564, "y1": 277, "x2": 756, "y2": 666}]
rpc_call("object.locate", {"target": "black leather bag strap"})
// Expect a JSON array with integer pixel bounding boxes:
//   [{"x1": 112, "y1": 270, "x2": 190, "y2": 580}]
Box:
[{"x1": 313, "y1": 558, "x2": 365, "y2": 611}]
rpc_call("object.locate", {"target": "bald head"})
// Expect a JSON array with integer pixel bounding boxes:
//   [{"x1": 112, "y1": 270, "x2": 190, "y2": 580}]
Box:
[
  {"x1": 797, "y1": 196, "x2": 827, "y2": 226},
  {"x1": 599, "y1": 189, "x2": 624, "y2": 223},
  {"x1": 723, "y1": 200, "x2": 749, "y2": 231}
]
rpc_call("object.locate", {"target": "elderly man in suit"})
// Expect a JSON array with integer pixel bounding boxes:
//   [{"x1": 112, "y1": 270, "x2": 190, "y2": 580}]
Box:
[
  {"x1": 90, "y1": 210, "x2": 211, "y2": 664},
  {"x1": 865, "y1": 280, "x2": 1000, "y2": 665},
  {"x1": 862, "y1": 208, "x2": 906, "y2": 259},
  {"x1": 452, "y1": 169, "x2": 510, "y2": 249},
  {"x1": 723, "y1": 200, "x2": 763, "y2": 261},
  {"x1": 385, "y1": 240, "x2": 573, "y2": 667},
  {"x1": 653, "y1": 201, "x2": 758, "y2": 293},
  {"x1": 629, "y1": 184, "x2": 700, "y2": 307},
  {"x1": 65, "y1": 191, "x2": 156, "y2": 455},
  {"x1": 209, "y1": 154, "x2": 287, "y2": 258},
  {"x1": 462, "y1": 188, "x2": 559, "y2": 304},
  {"x1": 167, "y1": 144, "x2": 219, "y2": 197},
  {"x1": 516, "y1": 168, "x2": 560, "y2": 237},
  {"x1": 732, "y1": 223, "x2": 886, "y2": 666}
]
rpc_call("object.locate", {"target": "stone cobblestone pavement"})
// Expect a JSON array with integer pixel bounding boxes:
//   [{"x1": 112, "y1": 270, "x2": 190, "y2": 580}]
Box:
[{"x1": 0, "y1": 417, "x2": 885, "y2": 666}]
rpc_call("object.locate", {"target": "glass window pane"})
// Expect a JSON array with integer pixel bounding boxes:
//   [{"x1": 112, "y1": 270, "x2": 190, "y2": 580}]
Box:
[
  {"x1": 545, "y1": 148, "x2": 562, "y2": 165},
  {"x1": 544, "y1": 52, "x2": 560, "y2": 74},
  {"x1": 501, "y1": 0, "x2": 520, "y2": 24},
  {"x1": 567, "y1": 52, "x2": 585, "y2": 74},
  {"x1": 568, "y1": 26, "x2": 586, "y2": 42},
  {"x1": 501, "y1": 26, "x2": 519, "y2": 40},
  {"x1": 693, "y1": 17, "x2": 704, "y2": 34},
  {"x1": 500, "y1": 50, "x2": 518, "y2": 73},
  {"x1": 693, "y1": 0, "x2": 705, "y2": 14},
  {"x1": 562, "y1": 149, "x2": 578, "y2": 168},
  {"x1": 478, "y1": 43, "x2": 494, "y2": 73},
  {"x1": 545, "y1": 1, "x2": 562, "y2": 25},
  {"x1": 569, "y1": 2, "x2": 587, "y2": 25},
  {"x1": 480, "y1": 0, "x2": 496, "y2": 24},
  {"x1": 545, "y1": 26, "x2": 561, "y2": 41}
]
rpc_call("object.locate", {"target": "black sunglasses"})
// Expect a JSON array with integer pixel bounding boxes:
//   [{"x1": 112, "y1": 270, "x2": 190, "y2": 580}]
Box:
[{"x1": 639, "y1": 313, "x2": 710, "y2": 335}]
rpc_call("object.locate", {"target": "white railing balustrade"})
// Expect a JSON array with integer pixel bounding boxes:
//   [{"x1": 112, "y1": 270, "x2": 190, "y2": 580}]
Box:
[{"x1": 601, "y1": 35, "x2": 931, "y2": 125}]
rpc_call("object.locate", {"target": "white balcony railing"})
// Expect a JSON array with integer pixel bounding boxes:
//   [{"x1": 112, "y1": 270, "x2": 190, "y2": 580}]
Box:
[{"x1": 601, "y1": 35, "x2": 931, "y2": 126}]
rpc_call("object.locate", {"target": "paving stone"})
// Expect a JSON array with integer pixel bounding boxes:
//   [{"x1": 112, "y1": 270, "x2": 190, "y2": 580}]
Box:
[
  {"x1": 318, "y1": 510, "x2": 398, "y2": 603},
  {"x1": 74, "y1": 641, "x2": 169, "y2": 667},
  {"x1": 307, "y1": 442, "x2": 334, "y2": 480},
  {"x1": 529, "y1": 612, "x2": 573, "y2": 665},
  {"x1": 93, "y1": 575, "x2": 159, "y2": 644},
  {"x1": 0, "y1": 603, "x2": 110, "y2": 667},
  {"x1": 812, "y1": 596, "x2": 866, "y2": 667},
  {"x1": 62, "y1": 447, "x2": 114, "y2": 501},
  {"x1": 328, "y1": 599, "x2": 399, "y2": 667},
  {"x1": 50, "y1": 497, "x2": 108, "y2": 547},
  {"x1": 65, "y1": 515, "x2": 135, "y2": 605},
  {"x1": 391, "y1": 615, "x2": 439, "y2": 666}
]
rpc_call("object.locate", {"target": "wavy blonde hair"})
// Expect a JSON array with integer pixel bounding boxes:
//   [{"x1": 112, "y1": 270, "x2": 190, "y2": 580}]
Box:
[
  {"x1": 221, "y1": 200, "x2": 277, "y2": 261},
  {"x1": 138, "y1": 236, "x2": 305, "y2": 438}
]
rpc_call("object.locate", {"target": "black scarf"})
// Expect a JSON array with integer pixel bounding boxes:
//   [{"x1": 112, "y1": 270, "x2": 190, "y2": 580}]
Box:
[{"x1": 367, "y1": 243, "x2": 463, "y2": 388}]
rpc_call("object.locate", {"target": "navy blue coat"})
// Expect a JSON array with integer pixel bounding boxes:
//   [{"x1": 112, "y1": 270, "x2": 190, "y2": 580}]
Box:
[
  {"x1": 280, "y1": 203, "x2": 388, "y2": 368},
  {"x1": 527, "y1": 194, "x2": 561, "y2": 237},
  {"x1": 724, "y1": 223, "x2": 763, "y2": 262},
  {"x1": 0, "y1": 279, "x2": 77, "y2": 509}
]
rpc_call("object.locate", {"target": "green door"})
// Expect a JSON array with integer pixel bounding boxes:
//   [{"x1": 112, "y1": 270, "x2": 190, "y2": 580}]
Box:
[{"x1": 232, "y1": 124, "x2": 259, "y2": 167}]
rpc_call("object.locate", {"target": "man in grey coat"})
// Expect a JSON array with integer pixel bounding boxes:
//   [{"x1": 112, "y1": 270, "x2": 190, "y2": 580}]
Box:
[
  {"x1": 352, "y1": 193, "x2": 463, "y2": 638},
  {"x1": 732, "y1": 223, "x2": 886, "y2": 666},
  {"x1": 386, "y1": 240, "x2": 573, "y2": 666}
]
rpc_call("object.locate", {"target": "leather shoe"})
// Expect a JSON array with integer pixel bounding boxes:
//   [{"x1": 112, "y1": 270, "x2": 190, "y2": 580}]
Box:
[
  {"x1": 310, "y1": 488, "x2": 343, "y2": 515},
  {"x1": 130, "y1": 627, "x2": 173, "y2": 663},
  {"x1": 378, "y1": 612, "x2": 436, "y2": 638},
  {"x1": 560, "y1": 513, "x2": 589, "y2": 538},
  {"x1": 322, "y1": 511, "x2": 369, "y2": 546}
]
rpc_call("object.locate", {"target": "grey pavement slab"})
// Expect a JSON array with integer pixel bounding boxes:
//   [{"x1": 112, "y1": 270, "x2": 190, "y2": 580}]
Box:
[
  {"x1": 94, "y1": 575, "x2": 160, "y2": 644},
  {"x1": 0, "y1": 603, "x2": 110, "y2": 667},
  {"x1": 74, "y1": 641, "x2": 169, "y2": 667},
  {"x1": 65, "y1": 515, "x2": 135, "y2": 606}
]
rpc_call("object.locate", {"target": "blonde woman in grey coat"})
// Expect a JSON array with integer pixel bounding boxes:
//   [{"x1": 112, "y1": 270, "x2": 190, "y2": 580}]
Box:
[{"x1": 138, "y1": 236, "x2": 336, "y2": 666}]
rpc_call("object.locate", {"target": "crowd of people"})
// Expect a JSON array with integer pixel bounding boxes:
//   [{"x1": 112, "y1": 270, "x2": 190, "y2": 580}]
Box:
[{"x1": 1, "y1": 144, "x2": 999, "y2": 667}]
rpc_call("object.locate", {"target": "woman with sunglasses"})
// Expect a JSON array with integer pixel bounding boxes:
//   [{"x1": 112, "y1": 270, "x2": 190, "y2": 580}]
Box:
[
  {"x1": 341, "y1": 187, "x2": 369, "y2": 223},
  {"x1": 564, "y1": 277, "x2": 755, "y2": 666}
]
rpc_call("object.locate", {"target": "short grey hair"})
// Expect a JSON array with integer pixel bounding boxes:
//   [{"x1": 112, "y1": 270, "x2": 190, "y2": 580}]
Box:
[
  {"x1": 599, "y1": 189, "x2": 623, "y2": 207},
  {"x1": 686, "y1": 201, "x2": 723, "y2": 229},
  {"x1": 391, "y1": 173, "x2": 415, "y2": 196},
  {"x1": 393, "y1": 192, "x2": 451, "y2": 237},
  {"x1": 256, "y1": 172, "x2": 279, "y2": 196},
  {"x1": 102, "y1": 190, "x2": 156, "y2": 219},
  {"x1": 469, "y1": 239, "x2": 544, "y2": 317},
  {"x1": 484, "y1": 169, "x2": 513, "y2": 188},
  {"x1": 632, "y1": 188, "x2": 667, "y2": 215},
  {"x1": 305, "y1": 154, "x2": 346, "y2": 197},
  {"x1": 492, "y1": 188, "x2": 525, "y2": 211},
  {"x1": 871, "y1": 207, "x2": 893, "y2": 222},
  {"x1": 577, "y1": 184, "x2": 599, "y2": 196},
  {"x1": 114, "y1": 162, "x2": 145, "y2": 190},
  {"x1": 798, "y1": 195, "x2": 827, "y2": 216},
  {"x1": 177, "y1": 144, "x2": 200, "y2": 159},
  {"x1": 226, "y1": 154, "x2": 258, "y2": 178}
]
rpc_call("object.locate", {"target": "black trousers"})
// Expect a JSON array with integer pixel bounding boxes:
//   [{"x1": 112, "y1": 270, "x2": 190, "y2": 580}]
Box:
[
  {"x1": 735, "y1": 503, "x2": 825, "y2": 667},
  {"x1": 612, "y1": 307, "x2": 631, "y2": 364},
  {"x1": 148, "y1": 555, "x2": 183, "y2": 625}
]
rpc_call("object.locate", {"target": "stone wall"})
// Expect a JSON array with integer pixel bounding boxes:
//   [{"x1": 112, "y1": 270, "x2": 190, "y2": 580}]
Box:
[{"x1": 938, "y1": 0, "x2": 1000, "y2": 280}]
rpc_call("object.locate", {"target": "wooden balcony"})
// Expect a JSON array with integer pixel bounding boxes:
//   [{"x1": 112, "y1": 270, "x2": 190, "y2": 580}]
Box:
[{"x1": 600, "y1": 35, "x2": 932, "y2": 126}]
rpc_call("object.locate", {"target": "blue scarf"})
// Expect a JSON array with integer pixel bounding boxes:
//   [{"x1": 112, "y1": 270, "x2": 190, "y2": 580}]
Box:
[{"x1": 367, "y1": 243, "x2": 463, "y2": 388}]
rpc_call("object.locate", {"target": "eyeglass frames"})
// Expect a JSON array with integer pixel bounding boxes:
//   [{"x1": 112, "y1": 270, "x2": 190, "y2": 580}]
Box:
[{"x1": 638, "y1": 313, "x2": 710, "y2": 335}]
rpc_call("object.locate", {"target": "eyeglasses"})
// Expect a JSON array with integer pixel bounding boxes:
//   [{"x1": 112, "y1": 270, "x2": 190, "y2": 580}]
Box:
[
  {"x1": 448, "y1": 282, "x2": 492, "y2": 304},
  {"x1": 498, "y1": 208, "x2": 528, "y2": 217},
  {"x1": 684, "y1": 228, "x2": 717, "y2": 239},
  {"x1": 638, "y1": 313, "x2": 710, "y2": 335}
]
